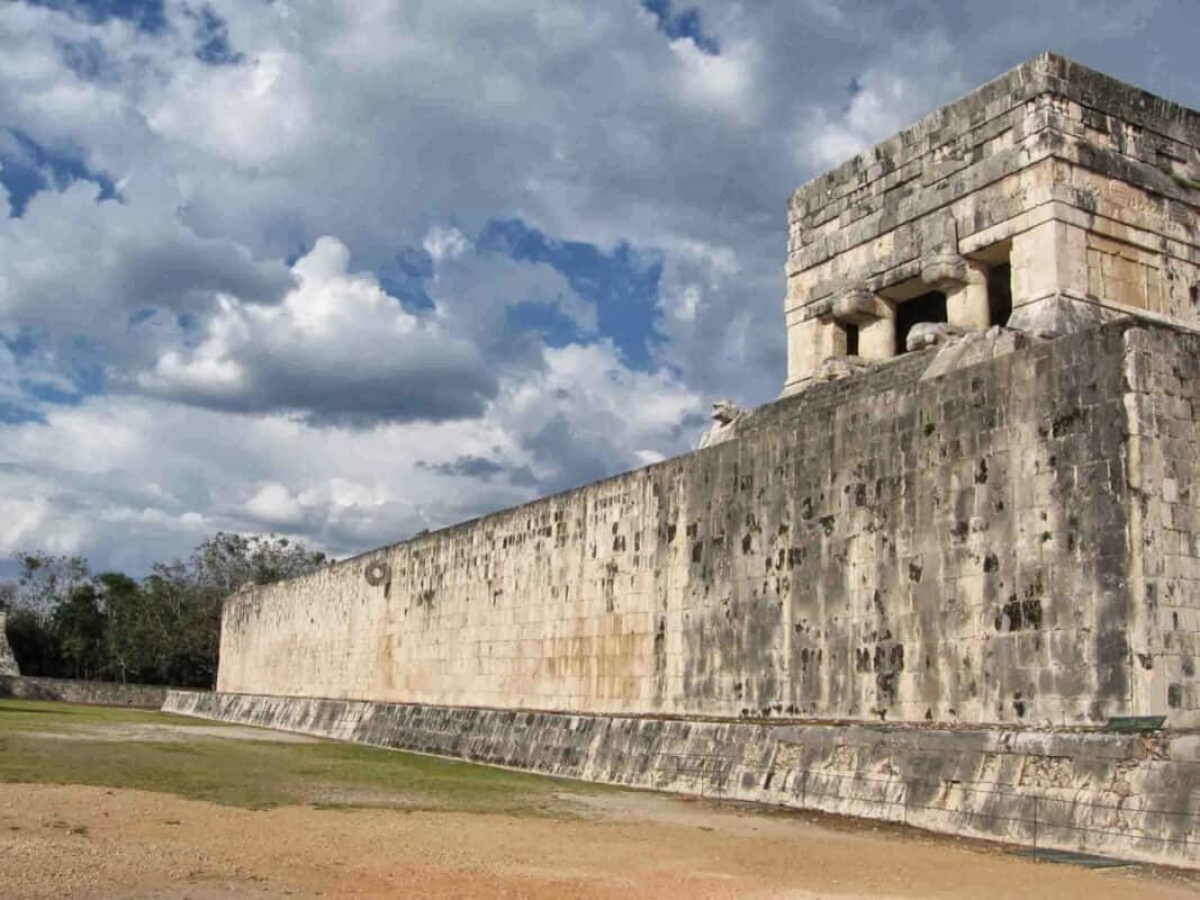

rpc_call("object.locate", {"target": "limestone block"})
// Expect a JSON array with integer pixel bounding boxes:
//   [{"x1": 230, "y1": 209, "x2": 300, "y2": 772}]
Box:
[
  {"x1": 945, "y1": 260, "x2": 991, "y2": 330},
  {"x1": 830, "y1": 287, "x2": 889, "y2": 323},
  {"x1": 919, "y1": 253, "x2": 968, "y2": 288},
  {"x1": 1007, "y1": 294, "x2": 1119, "y2": 338},
  {"x1": 813, "y1": 356, "x2": 875, "y2": 383}
]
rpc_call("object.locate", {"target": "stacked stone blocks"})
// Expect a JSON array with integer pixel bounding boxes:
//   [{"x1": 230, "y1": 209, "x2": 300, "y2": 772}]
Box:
[
  {"x1": 167, "y1": 689, "x2": 1200, "y2": 870},
  {"x1": 785, "y1": 52, "x2": 1200, "y2": 390},
  {"x1": 220, "y1": 321, "x2": 1198, "y2": 728}
]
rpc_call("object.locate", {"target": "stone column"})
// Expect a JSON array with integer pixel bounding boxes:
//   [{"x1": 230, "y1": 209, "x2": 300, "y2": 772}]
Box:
[
  {"x1": 784, "y1": 314, "x2": 838, "y2": 393},
  {"x1": 832, "y1": 287, "x2": 895, "y2": 361},
  {"x1": 946, "y1": 259, "x2": 991, "y2": 330},
  {"x1": 830, "y1": 286, "x2": 897, "y2": 364},
  {"x1": 858, "y1": 316, "x2": 896, "y2": 360}
]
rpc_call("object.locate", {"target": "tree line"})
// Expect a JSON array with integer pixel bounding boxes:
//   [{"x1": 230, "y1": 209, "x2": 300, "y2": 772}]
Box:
[{"x1": 0, "y1": 533, "x2": 326, "y2": 688}]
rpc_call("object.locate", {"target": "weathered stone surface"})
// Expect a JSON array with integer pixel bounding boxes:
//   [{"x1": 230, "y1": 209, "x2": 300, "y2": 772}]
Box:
[
  {"x1": 918, "y1": 326, "x2": 1027, "y2": 381},
  {"x1": 0, "y1": 675, "x2": 166, "y2": 708},
  {"x1": 0, "y1": 613, "x2": 18, "y2": 677},
  {"x1": 217, "y1": 321, "x2": 1200, "y2": 728},
  {"x1": 1006, "y1": 293, "x2": 1119, "y2": 337},
  {"x1": 696, "y1": 400, "x2": 743, "y2": 449},
  {"x1": 812, "y1": 355, "x2": 875, "y2": 383},
  {"x1": 905, "y1": 321, "x2": 968, "y2": 352},
  {"x1": 166, "y1": 689, "x2": 1200, "y2": 870}
]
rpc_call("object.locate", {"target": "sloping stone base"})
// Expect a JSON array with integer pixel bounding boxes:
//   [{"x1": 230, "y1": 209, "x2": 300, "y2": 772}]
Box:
[
  {"x1": 0, "y1": 675, "x2": 167, "y2": 708},
  {"x1": 164, "y1": 690, "x2": 1200, "y2": 869}
]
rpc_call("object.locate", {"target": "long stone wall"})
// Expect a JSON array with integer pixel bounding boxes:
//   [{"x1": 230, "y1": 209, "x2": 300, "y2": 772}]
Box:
[
  {"x1": 218, "y1": 321, "x2": 1200, "y2": 727},
  {"x1": 0, "y1": 675, "x2": 168, "y2": 709},
  {"x1": 165, "y1": 689, "x2": 1200, "y2": 870}
]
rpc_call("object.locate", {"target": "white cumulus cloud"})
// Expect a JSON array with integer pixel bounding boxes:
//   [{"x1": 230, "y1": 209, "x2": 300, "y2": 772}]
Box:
[{"x1": 137, "y1": 235, "x2": 495, "y2": 424}]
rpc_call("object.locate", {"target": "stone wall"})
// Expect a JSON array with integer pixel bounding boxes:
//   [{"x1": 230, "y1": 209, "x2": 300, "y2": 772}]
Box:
[
  {"x1": 219, "y1": 321, "x2": 1197, "y2": 727},
  {"x1": 0, "y1": 613, "x2": 18, "y2": 677},
  {"x1": 0, "y1": 675, "x2": 168, "y2": 709},
  {"x1": 165, "y1": 689, "x2": 1200, "y2": 870},
  {"x1": 1125, "y1": 327, "x2": 1200, "y2": 718}
]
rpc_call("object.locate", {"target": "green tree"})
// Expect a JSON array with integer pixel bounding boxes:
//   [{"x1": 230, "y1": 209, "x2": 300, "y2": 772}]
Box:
[
  {"x1": 189, "y1": 532, "x2": 328, "y2": 596},
  {"x1": 4, "y1": 608, "x2": 62, "y2": 676},
  {"x1": 4, "y1": 552, "x2": 90, "y2": 677},
  {"x1": 52, "y1": 582, "x2": 108, "y2": 680},
  {"x1": 4, "y1": 534, "x2": 326, "y2": 687},
  {"x1": 97, "y1": 572, "x2": 149, "y2": 684},
  {"x1": 143, "y1": 533, "x2": 327, "y2": 687},
  {"x1": 16, "y1": 552, "x2": 90, "y2": 617}
]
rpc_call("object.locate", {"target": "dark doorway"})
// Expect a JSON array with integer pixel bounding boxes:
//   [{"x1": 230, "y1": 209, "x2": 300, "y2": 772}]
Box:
[
  {"x1": 895, "y1": 291, "x2": 947, "y2": 353},
  {"x1": 988, "y1": 263, "x2": 1013, "y2": 326},
  {"x1": 844, "y1": 323, "x2": 860, "y2": 356}
]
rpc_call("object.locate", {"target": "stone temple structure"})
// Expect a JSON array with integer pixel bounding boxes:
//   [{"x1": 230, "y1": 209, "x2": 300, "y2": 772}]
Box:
[
  {"x1": 783, "y1": 52, "x2": 1200, "y2": 390},
  {"x1": 0, "y1": 613, "x2": 20, "y2": 677},
  {"x1": 169, "y1": 54, "x2": 1200, "y2": 867}
]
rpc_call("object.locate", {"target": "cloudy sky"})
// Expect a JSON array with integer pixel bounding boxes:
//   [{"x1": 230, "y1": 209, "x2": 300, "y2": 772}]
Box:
[{"x1": 0, "y1": 0, "x2": 1195, "y2": 574}]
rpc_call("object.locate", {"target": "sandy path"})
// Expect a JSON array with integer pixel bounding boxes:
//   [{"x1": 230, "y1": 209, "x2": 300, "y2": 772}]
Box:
[{"x1": 1, "y1": 784, "x2": 1196, "y2": 900}]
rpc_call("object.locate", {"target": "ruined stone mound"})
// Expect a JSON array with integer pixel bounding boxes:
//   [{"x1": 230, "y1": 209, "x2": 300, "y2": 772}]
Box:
[{"x1": 0, "y1": 612, "x2": 19, "y2": 677}]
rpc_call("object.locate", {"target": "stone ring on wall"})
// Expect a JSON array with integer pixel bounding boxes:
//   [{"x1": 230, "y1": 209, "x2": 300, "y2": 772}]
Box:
[{"x1": 364, "y1": 560, "x2": 391, "y2": 586}]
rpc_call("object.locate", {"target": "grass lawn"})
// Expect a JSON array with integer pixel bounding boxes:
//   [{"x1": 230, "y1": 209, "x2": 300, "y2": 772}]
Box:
[{"x1": 0, "y1": 699, "x2": 603, "y2": 816}]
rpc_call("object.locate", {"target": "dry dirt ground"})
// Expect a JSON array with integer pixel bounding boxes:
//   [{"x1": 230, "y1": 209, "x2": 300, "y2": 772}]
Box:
[
  {"x1": 5, "y1": 784, "x2": 1199, "y2": 900},
  {"x1": 2, "y1": 706, "x2": 1200, "y2": 899}
]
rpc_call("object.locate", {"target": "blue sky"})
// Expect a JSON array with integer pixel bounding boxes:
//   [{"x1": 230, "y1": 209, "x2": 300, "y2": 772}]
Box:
[{"x1": 0, "y1": 0, "x2": 1195, "y2": 574}]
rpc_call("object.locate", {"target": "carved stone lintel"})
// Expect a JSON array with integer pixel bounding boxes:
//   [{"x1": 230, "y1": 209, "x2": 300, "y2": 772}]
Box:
[
  {"x1": 920, "y1": 253, "x2": 968, "y2": 287},
  {"x1": 831, "y1": 287, "x2": 890, "y2": 323}
]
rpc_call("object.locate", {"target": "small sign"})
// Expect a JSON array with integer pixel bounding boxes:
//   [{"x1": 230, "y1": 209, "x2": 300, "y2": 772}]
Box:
[{"x1": 1105, "y1": 715, "x2": 1166, "y2": 733}]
